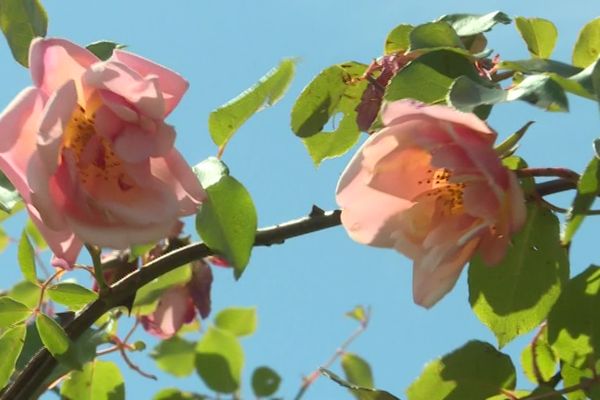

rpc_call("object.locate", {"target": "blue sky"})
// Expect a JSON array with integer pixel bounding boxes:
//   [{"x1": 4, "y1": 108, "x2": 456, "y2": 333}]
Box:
[{"x1": 0, "y1": 1, "x2": 598, "y2": 399}]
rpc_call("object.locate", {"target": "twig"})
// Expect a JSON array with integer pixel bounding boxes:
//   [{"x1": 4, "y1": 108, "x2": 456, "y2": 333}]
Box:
[
  {"x1": 516, "y1": 167, "x2": 580, "y2": 183},
  {"x1": 1, "y1": 210, "x2": 342, "y2": 400},
  {"x1": 293, "y1": 307, "x2": 371, "y2": 400}
]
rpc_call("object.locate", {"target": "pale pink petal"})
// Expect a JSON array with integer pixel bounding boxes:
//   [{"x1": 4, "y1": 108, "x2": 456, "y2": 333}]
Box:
[
  {"x1": 0, "y1": 87, "x2": 45, "y2": 199},
  {"x1": 29, "y1": 38, "x2": 98, "y2": 96},
  {"x1": 93, "y1": 105, "x2": 124, "y2": 141},
  {"x1": 83, "y1": 61, "x2": 165, "y2": 119},
  {"x1": 98, "y1": 90, "x2": 139, "y2": 123},
  {"x1": 112, "y1": 50, "x2": 189, "y2": 116},
  {"x1": 28, "y1": 154, "x2": 68, "y2": 230},
  {"x1": 37, "y1": 80, "x2": 78, "y2": 174},
  {"x1": 113, "y1": 127, "x2": 154, "y2": 163},
  {"x1": 141, "y1": 287, "x2": 194, "y2": 339},
  {"x1": 382, "y1": 100, "x2": 496, "y2": 143},
  {"x1": 462, "y1": 181, "x2": 501, "y2": 222},
  {"x1": 150, "y1": 149, "x2": 206, "y2": 214},
  {"x1": 412, "y1": 238, "x2": 479, "y2": 308},
  {"x1": 26, "y1": 203, "x2": 82, "y2": 265}
]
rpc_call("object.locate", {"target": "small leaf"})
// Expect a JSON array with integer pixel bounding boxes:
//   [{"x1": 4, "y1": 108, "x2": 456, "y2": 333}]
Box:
[
  {"x1": 385, "y1": 50, "x2": 481, "y2": 105},
  {"x1": 17, "y1": 230, "x2": 36, "y2": 284},
  {"x1": 521, "y1": 325, "x2": 558, "y2": 384},
  {"x1": 153, "y1": 388, "x2": 206, "y2": 400},
  {"x1": 25, "y1": 219, "x2": 46, "y2": 250},
  {"x1": 0, "y1": 325, "x2": 26, "y2": 389},
  {"x1": 547, "y1": 266, "x2": 600, "y2": 367},
  {"x1": 86, "y1": 40, "x2": 124, "y2": 61},
  {"x1": 61, "y1": 360, "x2": 125, "y2": 400},
  {"x1": 384, "y1": 24, "x2": 413, "y2": 55},
  {"x1": 35, "y1": 313, "x2": 80, "y2": 369},
  {"x1": 406, "y1": 341, "x2": 516, "y2": 400},
  {"x1": 498, "y1": 59, "x2": 582, "y2": 77},
  {"x1": 195, "y1": 326, "x2": 244, "y2": 394},
  {"x1": 151, "y1": 336, "x2": 196, "y2": 377},
  {"x1": 196, "y1": 176, "x2": 257, "y2": 278},
  {"x1": 409, "y1": 22, "x2": 463, "y2": 50},
  {"x1": 573, "y1": 17, "x2": 600, "y2": 68},
  {"x1": 0, "y1": 0, "x2": 47, "y2": 67},
  {"x1": 321, "y1": 369, "x2": 399, "y2": 400},
  {"x1": 561, "y1": 363, "x2": 598, "y2": 400},
  {"x1": 447, "y1": 76, "x2": 506, "y2": 112},
  {"x1": 515, "y1": 17, "x2": 558, "y2": 59},
  {"x1": 495, "y1": 121, "x2": 535, "y2": 157},
  {"x1": 214, "y1": 307, "x2": 257, "y2": 337},
  {"x1": 346, "y1": 305, "x2": 368, "y2": 323},
  {"x1": 209, "y1": 59, "x2": 295, "y2": 148},
  {"x1": 193, "y1": 157, "x2": 230, "y2": 188},
  {"x1": 47, "y1": 282, "x2": 98, "y2": 310},
  {"x1": 563, "y1": 157, "x2": 600, "y2": 245},
  {"x1": 0, "y1": 297, "x2": 31, "y2": 328},
  {"x1": 9, "y1": 281, "x2": 40, "y2": 309},
  {"x1": 251, "y1": 366, "x2": 281, "y2": 397},
  {"x1": 342, "y1": 353, "x2": 374, "y2": 390},
  {"x1": 506, "y1": 74, "x2": 569, "y2": 111},
  {"x1": 0, "y1": 226, "x2": 10, "y2": 254},
  {"x1": 291, "y1": 62, "x2": 368, "y2": 165},
  {"x1": 469, "y1": 203, "x2": 569, "y2": 347},
  {"x1": 437, "y1": 11, "x2": 511, "y2": 36}
]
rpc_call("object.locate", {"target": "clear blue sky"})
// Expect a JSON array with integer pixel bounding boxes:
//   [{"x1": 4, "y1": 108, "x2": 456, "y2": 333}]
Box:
[{"x1": 0, "y1": 1, "x2": 598, "y2": 398}]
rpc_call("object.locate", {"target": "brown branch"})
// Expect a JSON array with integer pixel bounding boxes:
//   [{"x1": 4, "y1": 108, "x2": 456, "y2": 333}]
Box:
[
  {"x1": 1, "y1": 209, "x2": 342, "y2": 400},
  {"x1": 0, "y1": 173, "x2": 590, "y2": 399}
]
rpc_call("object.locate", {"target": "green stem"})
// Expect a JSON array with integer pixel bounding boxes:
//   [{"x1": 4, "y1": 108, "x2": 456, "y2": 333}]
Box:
[{"x1": 85, "y1": 244, "x2": 109, "y2": 295}]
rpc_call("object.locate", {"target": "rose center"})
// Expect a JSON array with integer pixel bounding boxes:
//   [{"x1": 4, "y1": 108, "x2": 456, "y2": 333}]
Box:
[
  {"x1": 63, "y1": 106, "x2": 134, "y2": 192},
  {"x1": 429, "y1": 168, "x2": 466, "y2": 215}
]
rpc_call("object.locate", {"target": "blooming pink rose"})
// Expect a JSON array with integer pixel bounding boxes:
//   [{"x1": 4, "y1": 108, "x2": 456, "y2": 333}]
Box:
[
  {"x1": 0, "y1": 38, "x2": 205, "y2": 265},
  {"x1": 336, "y1": 100, "x2": 526, "y2": 308}
]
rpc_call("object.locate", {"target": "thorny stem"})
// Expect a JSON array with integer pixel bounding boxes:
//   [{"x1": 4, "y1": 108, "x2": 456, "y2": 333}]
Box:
[
  {"x1": 293, "y1": 307, "x2": 372, "y2": 400},
  {"x1": 1, "y1": 173, "x2": 596, "y2": 400},
  {"x1": 85, "y1": 244, "x2": 109, "y2": 295}
]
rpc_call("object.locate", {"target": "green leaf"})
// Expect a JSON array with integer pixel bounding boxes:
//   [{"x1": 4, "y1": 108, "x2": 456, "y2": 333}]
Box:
[
  {"x1": 498, "y1": 59, "x2": 582, "y2": 78},
  {"x1": 196, "y1": 176, "x2": 257, "y2": 278},
  {"x1": 0, "y1": 0, "x2": 47, "y2": 67},
  {"x1": 17, "y1": 231, "x2": 36, "y2": 284},
  {"x1": 342, "y1": 353, "x2": 374, "y2": 390},
  {"x1": 47, "y1": 282, "x2": 98, "y2": 310},
  {"x1": 385, "y1": 50, "x2": 480, "y2": 105},
  {"x1": 447, "y1": 76, "x2": 506, "y2": 112},
  {"x1": 561, "y1": 363, "x2": 599, "y2": 400},
  {"x1": 495, "y1": 121, "x2": 535, "y2": 158},
  {"x1": 209, "y1": 59, "x2": 295, "y2": 147},
  {"x1": 151, "y1": 336, "x2": 196, "y2": 377},
  {"x1": 469, "y1": 203, "x2": 569, "y2": 347},
  {"x1": 321, "y1": 369, "x2": 398, "y2": 400},
  {"x1": 563, "y1": 157, "x2": 600, "y2": 245},
  {"x1": 0, "y1": 325, "x2": 26, "y2": 390},
  {"x1": 195, "y1": 326, "x2": 244, "y2": 394},
  {"x1": 133, "y1": 264, "x2": 191, "y2": 311},
  {"x1": 0, "y1": 226, "x2": 10, "y2": 254},
  {"x1": 437, "y1": 11, "x2": 511, "y2": 36},
  {"x1": 515, "y1": 17, "x2": 558, "y2": 59},
  {"x1": 0, "y1": 297, "x2": 31, "y2": 328},
  {"x1": 346, "y1": 305, "x2": 368, "y2": 323},
  {"x1": 251, "y1": 366, "x2": 281, "y2": 397},
  {"x1": 291, "y1": 62, "x2": 367, "y2": 165},
  {"x1": 573, "y1": 17, "x2": 600, "y2": 68},
  {"x1": 0, "y1": 172, "x2": 21, "y2": 213},
  {"x1": 507, "y1": 74, "x2": 569, "y2": 111},
  {"x1": 384, "y1": 24, "x2": 413, "y2": 55},
  {"x1": 86, "y1": 40, "x2": 124, "y2": 61},
  {"x1": 409, "y1": 22, "x2": 463, "y2": 50},
  {"x1": 61, "y1": 360, "x2": 125, "y2": 400},
  {"x1": 521, "y1": 325, "x2": 558, "y2": 384},
  {"x1": 8, "y1": 280, "x2": 40, "y2": 309},
  {"x1": 547, "y1": 266, "x2": 600, "y2": 367},
  {"x1": 214, "y1": 307, "x2": 257, "y2": 337},
  {"x1": 35, "y1": 313, "x2": 80, "y2": 369},
  {"x1": 193, "y1": 157, "x2": 230, "y2": 188},
  {"x1": 153, "y1": 388, "x2": 207, "y2": 400},
  {"x1": 25, "y1": 218, "x2": 46, "y2": 250},
  {"x1": 406, "y1": 341, "x2": 515, "y2": 400}
]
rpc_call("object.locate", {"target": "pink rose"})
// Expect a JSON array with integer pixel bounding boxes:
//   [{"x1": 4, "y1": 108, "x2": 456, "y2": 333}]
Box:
[
  {"x1": 336, "y1": 100, "x2": 526, "y2": 308},
  {"x1": 0, "y1": 38, "x2": 205, "y2": 265}
]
